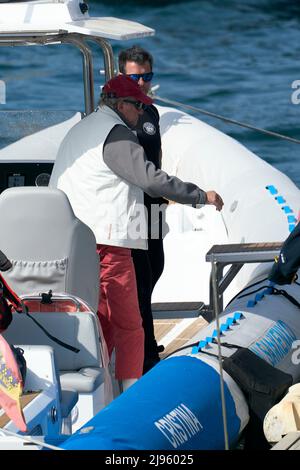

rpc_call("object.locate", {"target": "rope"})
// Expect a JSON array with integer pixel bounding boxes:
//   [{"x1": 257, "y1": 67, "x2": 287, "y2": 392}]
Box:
[
  {"x1": 153, "y1": 94, "x2": 300, "y2": 145},
  {"x1": 0, "y1": 428, "x2": 63, "y2": 450}
]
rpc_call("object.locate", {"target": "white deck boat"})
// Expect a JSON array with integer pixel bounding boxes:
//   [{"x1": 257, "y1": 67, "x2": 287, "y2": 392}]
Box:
[{"x1": 0, "y1": 0, "x2": 300, "y2": 451}]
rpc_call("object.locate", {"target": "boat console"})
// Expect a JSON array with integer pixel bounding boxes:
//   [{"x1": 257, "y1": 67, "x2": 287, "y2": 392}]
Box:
[
  {"x1": 0, "y1": 161, "x2": 53, "y2": 193},
  {"x1": 0, "y1": 110, "x2": 82, "y2": 193}
]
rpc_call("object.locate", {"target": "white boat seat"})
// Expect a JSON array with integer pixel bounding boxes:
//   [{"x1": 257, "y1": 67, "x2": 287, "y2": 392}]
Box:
[
  {"x1": 60, "y1": 368, "x2": 105, "y2": 394},
  {"x1": 3, "y1": 311, "x2": 103, "y2": 394},
  {"x1": 0, "y1": 187, "x2": 99, "y2": 312},
  {"x1": 12, "y1": 344, "x2": 79, "y2": 425}
]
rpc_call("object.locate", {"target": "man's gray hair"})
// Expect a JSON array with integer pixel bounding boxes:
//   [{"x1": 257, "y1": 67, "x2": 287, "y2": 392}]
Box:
[{"x1": 98, "y1": 92, "x2": 119, "y2": 109}]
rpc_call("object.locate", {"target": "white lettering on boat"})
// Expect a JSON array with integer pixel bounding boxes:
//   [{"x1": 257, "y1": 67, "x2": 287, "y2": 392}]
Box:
[
  {"x1": 154, "y1": 403, "x2": 203, "y2": 448},
  {"x1": 249, "y1": 320, "x2": 296, "y2": 366}
]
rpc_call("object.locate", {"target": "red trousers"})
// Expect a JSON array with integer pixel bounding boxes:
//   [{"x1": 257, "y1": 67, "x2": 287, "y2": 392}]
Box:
[{"x1": 96, "y1": 244, "x2": 144, "y2": 380}]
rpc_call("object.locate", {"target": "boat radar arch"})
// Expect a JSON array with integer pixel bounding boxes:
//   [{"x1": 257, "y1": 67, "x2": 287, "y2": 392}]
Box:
[{"x1": 0, "y1": 0, "x2": 155, "y2": 114}]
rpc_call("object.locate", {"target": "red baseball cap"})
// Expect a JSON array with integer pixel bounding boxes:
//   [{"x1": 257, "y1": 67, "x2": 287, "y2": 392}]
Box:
[{"x1": 102, "y1": 75, "x2": 153, "y2": 105}]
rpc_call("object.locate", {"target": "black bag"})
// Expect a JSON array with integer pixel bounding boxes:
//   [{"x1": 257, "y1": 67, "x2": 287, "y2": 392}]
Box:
[
  {"x1": 222, "y1": 347, "x2": 293, "y2": 421},
  {"x1": 222, "y1": 346, "x2": 293, "y2": 449},
  {"x1": 269, "y1": 223, "x2": 300, "y2": 284}
]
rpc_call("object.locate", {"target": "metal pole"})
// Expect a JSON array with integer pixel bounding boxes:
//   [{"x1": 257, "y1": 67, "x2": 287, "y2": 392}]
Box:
[
  {"x1": 65, "y1": 35, "x2": 94, "y2": 115},
  {"x1": 211, "y1": 259, "x2": 229, "y2": 450},
  {"x1": 0, "y1": 33, "x2": 95, "y2": 115},
  {"x1": 91, "y1": 37, "x2": 115, "y2": 81}
]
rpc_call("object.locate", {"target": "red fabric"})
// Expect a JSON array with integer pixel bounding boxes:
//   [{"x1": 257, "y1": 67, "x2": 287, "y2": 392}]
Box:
[
  {"x1": 96, "y1": 244, "x2": 144, "y2": 380},
  {"x1": 102, "y1": 75, "x2": 153, "y2": 105},
  {"x1": 0, "y1": 274, "x2": 23, "y2": 312},
  {"x1": 23, "y1": 299, "x2": 89, "y2": 313}
]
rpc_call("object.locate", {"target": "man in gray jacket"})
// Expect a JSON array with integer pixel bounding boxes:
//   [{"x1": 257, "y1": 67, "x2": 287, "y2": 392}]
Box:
[{"x1": 50, "y1": 75, "x2": 223, "y2": 391}]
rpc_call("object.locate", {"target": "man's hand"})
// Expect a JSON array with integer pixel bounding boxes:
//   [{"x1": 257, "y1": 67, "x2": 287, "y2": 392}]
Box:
[{"x1": 206, "y1": 191, "x2": 224, "y2": 211}]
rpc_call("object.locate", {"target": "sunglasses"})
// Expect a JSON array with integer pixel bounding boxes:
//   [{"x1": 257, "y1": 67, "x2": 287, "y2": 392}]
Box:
[
  {"x1": 123, "y1": 99, "x2": 148, "y2": 111},
  {"x1": 126, "y1": 72, "x2": 154, "y2": 82}
]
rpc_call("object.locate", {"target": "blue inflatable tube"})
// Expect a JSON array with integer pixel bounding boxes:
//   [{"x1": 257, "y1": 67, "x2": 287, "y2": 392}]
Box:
[{"x1": 61, "y1": 356, "x2": 243, "y2": 450}]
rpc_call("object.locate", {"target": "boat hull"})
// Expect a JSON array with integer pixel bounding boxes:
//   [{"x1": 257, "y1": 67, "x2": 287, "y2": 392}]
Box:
[{"x1": 61, "y1": 355, "x2": 247, "y2": 450}]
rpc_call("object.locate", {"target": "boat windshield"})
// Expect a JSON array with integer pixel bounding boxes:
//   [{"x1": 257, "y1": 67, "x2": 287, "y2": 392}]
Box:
[
  {"x1": 0, "y1": 40, "x2": 105, "y2": 158},
  {"x1": 0, "y1": 109, "x2": 80, "y2": 151}
]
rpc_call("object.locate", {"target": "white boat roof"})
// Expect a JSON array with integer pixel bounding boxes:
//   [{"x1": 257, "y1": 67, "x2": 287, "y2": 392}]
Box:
[
  {"x1": 0, "y1": 18, "x2": 155, "y2": 40},
  {"x1": 0, "y1": 1, "x2": 155, "y2": 40}
]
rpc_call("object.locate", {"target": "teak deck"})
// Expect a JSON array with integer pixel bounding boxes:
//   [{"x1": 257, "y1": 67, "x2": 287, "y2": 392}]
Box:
[
  {"x1": 0, "y1": 391, "x2": 39, "y2": 428},
  {"x1": 154, "y1": 316, "x2": 208, "y2": 358}
]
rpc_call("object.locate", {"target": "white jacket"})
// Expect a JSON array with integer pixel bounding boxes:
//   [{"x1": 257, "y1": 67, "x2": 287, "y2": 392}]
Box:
[{"x1": 50, "y1": 106, "x2": 147, "y2": 249}]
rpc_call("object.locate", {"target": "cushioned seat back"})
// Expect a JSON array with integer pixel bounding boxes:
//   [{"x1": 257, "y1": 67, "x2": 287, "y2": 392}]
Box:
[
  {"x1": 3, "y1": 311, "x2": 102, "y2": 370},
  {"x1": 0, "y1": 187, "x2": 99, "y2": 312}
]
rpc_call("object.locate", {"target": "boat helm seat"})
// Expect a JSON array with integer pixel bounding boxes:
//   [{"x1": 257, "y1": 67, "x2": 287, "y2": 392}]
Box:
[
  {"x1": 0, "y1": 187, "x2": 109, "y2": 428},
  {"x1": 0, "y1": 187, "x2": 99, "y2": 312},
  {"x1": 3, "y1": 311, "x2": 104, "y2": 394}
]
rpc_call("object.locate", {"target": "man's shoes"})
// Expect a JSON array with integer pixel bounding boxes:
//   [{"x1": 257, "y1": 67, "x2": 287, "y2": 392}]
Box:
[{"x1": 157, "y1": 344, "x2": 165, "y2": 353}]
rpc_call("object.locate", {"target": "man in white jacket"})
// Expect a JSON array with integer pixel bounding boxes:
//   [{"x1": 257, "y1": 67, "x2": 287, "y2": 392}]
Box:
[{"x1": 50, "y1": 75, "x2": 223, "y2": 391}]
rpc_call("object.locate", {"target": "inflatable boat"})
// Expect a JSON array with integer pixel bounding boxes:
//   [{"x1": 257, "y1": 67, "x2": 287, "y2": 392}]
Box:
[
  {"x1": 0, "y1": 0, "x2": 299, "y2": 450},
  {"x1": 60, "y1": 107, "x2": 300, "y2": 450}
]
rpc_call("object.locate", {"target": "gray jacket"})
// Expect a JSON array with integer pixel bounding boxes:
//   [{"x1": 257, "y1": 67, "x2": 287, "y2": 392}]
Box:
[{"x1": 103, "y1": 124, "x2": 207, "y2": 206}]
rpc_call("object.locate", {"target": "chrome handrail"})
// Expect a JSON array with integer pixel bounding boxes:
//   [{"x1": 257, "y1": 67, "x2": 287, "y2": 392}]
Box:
[
  {"x1": 0, "y1": 32, "x2": 118, "y2": 114},
  {"x1": 0, "y1": 32, "x2": 101, "y2": 115},
  {"x1": 88, "y1": 36, "x2": 115, "y2": 82}
]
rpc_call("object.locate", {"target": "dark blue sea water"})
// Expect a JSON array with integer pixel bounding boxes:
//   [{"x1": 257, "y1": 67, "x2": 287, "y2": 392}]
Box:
[{"x1": 1, "y1": 0, "x2": 300, "y2": 185}]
